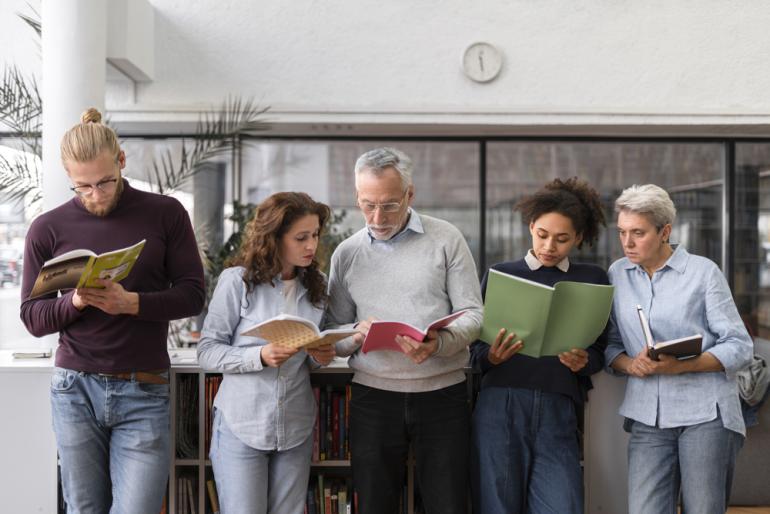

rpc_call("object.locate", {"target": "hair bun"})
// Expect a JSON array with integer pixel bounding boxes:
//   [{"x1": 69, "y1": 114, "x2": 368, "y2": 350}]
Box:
[{"x1": 80, "y1": 108, "x2": 102, "y2": 124}]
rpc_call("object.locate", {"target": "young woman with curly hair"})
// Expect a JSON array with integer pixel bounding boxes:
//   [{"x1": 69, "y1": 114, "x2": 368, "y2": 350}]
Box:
[
  {"x1": 469, "y1": 177, "x2": 609, "y2": 514},
  {"x1": 197, "y1": 192, "x2": 336, "y2": 514}
]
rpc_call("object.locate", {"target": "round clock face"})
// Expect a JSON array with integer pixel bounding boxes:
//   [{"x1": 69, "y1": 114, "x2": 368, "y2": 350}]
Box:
[{"x1": 462, "y1": 42, "x2": 503, "y2": 83}]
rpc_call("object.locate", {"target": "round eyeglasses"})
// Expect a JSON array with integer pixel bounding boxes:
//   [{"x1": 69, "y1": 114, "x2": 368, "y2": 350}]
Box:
[{"x1": 70, "y1": 178, "x2": 119, "y2": 197}]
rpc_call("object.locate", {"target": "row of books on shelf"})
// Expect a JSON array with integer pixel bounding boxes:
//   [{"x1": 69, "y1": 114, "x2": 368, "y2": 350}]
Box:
[
  {"x1": 176, "y1": 374, "x2": 351, "y2": 463},
  {"x1": 306, "y1": 476, "x2": 355, "y2": 514},
  {"x1": 175, "y1": 478, "x2": 220, "y2": 514},
  {"x1": 313, "y1": 385, "x2": 351, "y2": 462}
]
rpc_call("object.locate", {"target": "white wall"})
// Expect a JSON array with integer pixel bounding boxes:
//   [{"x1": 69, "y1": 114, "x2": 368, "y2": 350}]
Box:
[{"x1": 3, "y1": 1, "x2": 770, "y2": 132}]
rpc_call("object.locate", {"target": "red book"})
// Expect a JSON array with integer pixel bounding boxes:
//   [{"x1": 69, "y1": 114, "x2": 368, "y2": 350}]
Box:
[
  {"x1": 332, "y1": 392, "x2": 340, "y2": 459},
  {"x1": 361, "y1": 310, "x2": 467, "y2": 353},
  {"x1": 345, "y1": 385, "x2": 351, "y2": 459}
]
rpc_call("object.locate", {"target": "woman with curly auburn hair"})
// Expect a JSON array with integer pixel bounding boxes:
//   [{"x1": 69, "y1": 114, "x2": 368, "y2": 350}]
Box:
[
  {"x1": 470, "y1": 177, "x2": 610, "y2": 514},
  {"x1": 197, "y1": 191, "x2": 336, "y2": 514}
]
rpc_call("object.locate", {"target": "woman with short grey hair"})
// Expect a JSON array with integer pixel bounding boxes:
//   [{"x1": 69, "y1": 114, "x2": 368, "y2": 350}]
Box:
[
  {"x1": 605, "y1": 183, "x2": 753, "y2": 514},
  {"x1": 614, "y1": 184, "x2": 676, "y2": 229}
]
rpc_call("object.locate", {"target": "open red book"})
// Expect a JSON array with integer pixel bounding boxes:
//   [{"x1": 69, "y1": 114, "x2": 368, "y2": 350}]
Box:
[{"x1": 361, "y1": 310, "x2": 468, "y2": 354}]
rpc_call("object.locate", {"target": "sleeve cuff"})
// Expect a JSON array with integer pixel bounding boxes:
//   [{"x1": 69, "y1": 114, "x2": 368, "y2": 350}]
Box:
[
  {"x1": 433, "y1": 332, "x2": 446, "y2": 357},
  {"x1": 705, "y1": 347, "x2": 743, "y2": 380},
  {"x1": 243, "y1": 346, "x2": 265, "y2": 372},
  {"x1": 604, "y1": 348, "x2": 626, "y2": 376}
]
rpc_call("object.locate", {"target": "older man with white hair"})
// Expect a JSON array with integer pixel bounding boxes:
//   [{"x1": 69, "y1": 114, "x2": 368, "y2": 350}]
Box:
[{"x1": 326, "y1": 147, "x2": 483, "y2": 514}]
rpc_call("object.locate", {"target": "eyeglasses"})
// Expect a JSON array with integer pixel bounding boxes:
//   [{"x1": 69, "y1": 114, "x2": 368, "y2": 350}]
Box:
[
  {"x1": 70, "y1": 178, "x2": 119, "y2": 197},
  {"x1": 357, "y1": 191, "x2": 407, "y2": 214}
]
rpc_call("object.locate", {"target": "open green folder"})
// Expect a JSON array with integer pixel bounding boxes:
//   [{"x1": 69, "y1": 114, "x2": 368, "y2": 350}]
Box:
[{"x1": 481, "y1": 269, "x2": 614, "y2": 358}]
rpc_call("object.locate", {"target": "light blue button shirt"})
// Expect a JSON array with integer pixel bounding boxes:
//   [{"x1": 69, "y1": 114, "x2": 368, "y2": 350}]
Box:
[
  {"x1": 197, "y1": 266, "x2": 324, "y2": 450},
  {"x1": 366, "y1": 208, "x2": 424, "y2": 249},
  {"x1": 605, "y1": 246, "x2": 753, "y2": 435}
]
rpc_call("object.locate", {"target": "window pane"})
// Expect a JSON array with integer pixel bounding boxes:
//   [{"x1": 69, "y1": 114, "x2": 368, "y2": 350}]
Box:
[
  {"x1": 0, "y1": 137, "x2": 39, "y2": 348},
  {"x1": 239, "y1": 140, "x2": 481, "y2": 267},
  {"x1": 735, "y1": 144, "x2": 770, "y2": 339},
  {"x1": 121, "y1": 138, "x2": 234, "y2": 343},
  {"x1": 486, "y1": 142, "x2": 724, "y2": 271}
]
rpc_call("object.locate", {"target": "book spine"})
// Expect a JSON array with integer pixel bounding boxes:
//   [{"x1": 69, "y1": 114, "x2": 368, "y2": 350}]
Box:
[
  {"x1": 324, "y1": 486, "x2": 332, "y2": 514},
  {"x1": 325, "y1": 385, "x2": 333, "y2": 461},
  {"x1": 338, "y1": 394, "x2": 345, "y2": 461},
  {"x1": 206, "y1": 479, "x2": 220, "y2": 513},
  {"x1": 345, "y1": 385, "x2": 351, "y2": 459},
  {"x1": 318, "y1": 474, "x2": 325, "y2": 514},
  {"x1": 319, "y1": 388, "x2": 326, "y2": 461},
  {"x1": 313, "y1": 386, "x2": 320, "y2": 462},
  {"x1": 332, "y1": 392, "x2": 340, "y2": 459}
]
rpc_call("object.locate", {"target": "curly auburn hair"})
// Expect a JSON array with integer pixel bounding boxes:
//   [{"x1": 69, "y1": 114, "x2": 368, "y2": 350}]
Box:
[
  {"x1": 228, "y1": 192, "x2": 331, "y2": 307},
  {"x1": 514, "y1": 177, "x2": 606, "y2": 248}
]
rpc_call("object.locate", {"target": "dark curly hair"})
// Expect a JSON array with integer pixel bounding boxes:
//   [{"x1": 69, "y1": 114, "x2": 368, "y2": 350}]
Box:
[
  {"x1": 227, "y1": 192, "x2": 331, "y2": 307},
  {"x1": 514, "y1": 177, "x2": 606, "y2": 248}
]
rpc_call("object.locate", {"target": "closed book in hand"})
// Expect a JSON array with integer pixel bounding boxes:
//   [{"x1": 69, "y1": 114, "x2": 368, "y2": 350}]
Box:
[{"x1": 637, "y1": 306, "x2": 702, "y2": 361}]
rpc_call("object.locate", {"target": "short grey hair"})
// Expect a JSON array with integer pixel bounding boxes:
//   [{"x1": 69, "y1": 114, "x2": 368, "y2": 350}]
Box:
[
  {"x1": 615, "y1": 184, "x2": 677, "y2": 229},
  {"x1": 354, "y1": 147, "x2": 413, "y2": 191}
]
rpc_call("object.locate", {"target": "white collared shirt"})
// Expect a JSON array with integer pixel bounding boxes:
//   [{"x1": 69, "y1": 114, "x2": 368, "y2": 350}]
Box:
[{"x1": 524, "y1": 249, "x2": 570, "y2": 272}]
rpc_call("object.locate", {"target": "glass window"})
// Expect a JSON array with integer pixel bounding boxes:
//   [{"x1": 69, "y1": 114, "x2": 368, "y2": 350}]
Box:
[
  {"x1": 0, "y1": 137, "x2": 39, "y2": 348},
  {"x1": 735, "y1": 144, "x2": 770, "y2": 340},
  {"x1": 121, "y1": 138, "x2": 235, "y2": 344},
  {"x1": 239, "y1": 139, "x2": 482, "y2": 267},
  {"x1": 485, "y1": 142, "x2": 724, "y2": 272}
]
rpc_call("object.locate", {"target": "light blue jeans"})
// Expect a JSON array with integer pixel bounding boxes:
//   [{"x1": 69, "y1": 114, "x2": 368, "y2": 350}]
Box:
[
  {"x1": 210, "y1": 408, "x2": 313, "y2": 514},
  {"x1": 627, "y1": 413, "x2": 743, "y2": 514},
  {"x1": 50, "y1": 367, "x2": 170, "y2": 514}
]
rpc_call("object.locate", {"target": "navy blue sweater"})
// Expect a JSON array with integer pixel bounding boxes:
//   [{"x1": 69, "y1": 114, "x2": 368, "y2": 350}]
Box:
[{"x1": 469, "y1": 258, "x2": 609, "y2": 405}]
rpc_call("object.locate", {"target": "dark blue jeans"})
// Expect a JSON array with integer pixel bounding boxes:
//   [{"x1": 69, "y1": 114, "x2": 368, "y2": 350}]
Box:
[
  {"x1": 471, "y1": 387, "x2": 583, "y2": 514},
  {"x1": 349, "y1": 381, "x2": 470, "y2": 514}
]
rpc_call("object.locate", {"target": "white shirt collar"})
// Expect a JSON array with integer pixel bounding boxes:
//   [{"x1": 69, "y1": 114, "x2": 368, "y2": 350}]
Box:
[{"x1": 524, "y1": 249, "x2": 570, "y2": 272}]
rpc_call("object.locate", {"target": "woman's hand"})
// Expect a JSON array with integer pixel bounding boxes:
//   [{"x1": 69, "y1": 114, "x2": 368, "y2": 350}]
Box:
[
  {"x1": 487, "y1": 328, "x2": 524, "y2": 365},
  {"x1": 260, "y1": 343, "x2": 299, "y2": 367},
  {"x1": 558, "y1": 348, "x2": 589, "y2": 372},
  {"x1": 307, "y1": 344, "x2": 336, "y2": 366}
]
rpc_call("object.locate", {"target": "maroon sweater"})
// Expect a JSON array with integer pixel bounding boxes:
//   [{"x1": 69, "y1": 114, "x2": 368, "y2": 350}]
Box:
[{"x1": 20, "y1": 180, "x2": 205, "y2": 373}]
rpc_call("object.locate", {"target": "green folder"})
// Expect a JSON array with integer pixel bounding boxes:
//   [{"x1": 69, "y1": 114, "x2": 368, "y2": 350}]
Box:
[{"x1": 481, "y1": 269, "x2": 614, "y2": 358}]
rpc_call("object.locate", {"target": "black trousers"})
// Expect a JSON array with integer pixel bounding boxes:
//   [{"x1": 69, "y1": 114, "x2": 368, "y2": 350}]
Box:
[{"x1": 350, "y1": 381, "x2": 470, "y2": 514}]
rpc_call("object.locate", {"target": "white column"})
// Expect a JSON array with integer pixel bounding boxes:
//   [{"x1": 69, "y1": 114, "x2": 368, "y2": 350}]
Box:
[{"x1": 41, "y1": 0, "x2": 107, "y2": 211}]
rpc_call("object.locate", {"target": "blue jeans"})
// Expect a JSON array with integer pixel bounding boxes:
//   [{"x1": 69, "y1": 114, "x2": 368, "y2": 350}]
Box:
[
  {"x1": 471, "y1": 387, "x2": 583, "y2": 514},
  {"x1": 350, "y1": 381, "x2": 470, "y2": 514},
  {"x1": 210, "y1": 408, "x2": 313, "y2": 514},
  {"x1": 50, "y1": 367, "x2": 170, "y2": 514},
  {"x1": 627, "y1": 414, "x2": 743, "y2": 514}
]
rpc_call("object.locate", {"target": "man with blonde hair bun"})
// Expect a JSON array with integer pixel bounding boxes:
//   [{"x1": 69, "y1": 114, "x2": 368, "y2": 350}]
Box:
[{"x1": 20, "y1": 108, "x2": 205, "y2": 513}]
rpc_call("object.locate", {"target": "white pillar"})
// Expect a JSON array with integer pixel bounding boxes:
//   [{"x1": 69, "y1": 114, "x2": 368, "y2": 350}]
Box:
[{"x1": 41, "y1": 0, "x2": 107, "y2": 212}]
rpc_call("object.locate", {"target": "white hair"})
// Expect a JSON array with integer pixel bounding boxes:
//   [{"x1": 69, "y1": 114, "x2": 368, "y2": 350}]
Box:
[
  {"x1": 615, "y1": 184, "x2": 676, "y2": 228},
  {"x1": 354, "y1": 147, "x2": 413, "y2": 191}
]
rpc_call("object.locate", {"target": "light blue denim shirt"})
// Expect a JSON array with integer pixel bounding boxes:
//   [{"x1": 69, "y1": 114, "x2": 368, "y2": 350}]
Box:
[
  {"x1": 605, "y1": 246, "x2": 753, "y2": 435},
  {"x1": 197, "y1": 266, "x2": 324, "y2": 451}
]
